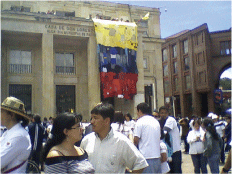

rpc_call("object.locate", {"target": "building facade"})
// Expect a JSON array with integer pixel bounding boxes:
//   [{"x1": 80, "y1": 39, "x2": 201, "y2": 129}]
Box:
[
  {"x1": 161, "y1": 24, "x2": 231, "y2": 118},
  {"x1": 1, "y1": 1, "x2": 164, "y2": 120}
]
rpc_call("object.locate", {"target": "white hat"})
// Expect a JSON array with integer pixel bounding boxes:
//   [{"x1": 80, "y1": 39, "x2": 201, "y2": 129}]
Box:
[{"x1": 207, "y1": 112, "x2": 218, "y2": 119}]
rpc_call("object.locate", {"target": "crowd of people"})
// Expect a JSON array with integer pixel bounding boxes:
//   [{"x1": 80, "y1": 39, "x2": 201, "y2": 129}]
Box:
[{"x1": 1, "y1": 96, "x2": 232, "y2": 174}]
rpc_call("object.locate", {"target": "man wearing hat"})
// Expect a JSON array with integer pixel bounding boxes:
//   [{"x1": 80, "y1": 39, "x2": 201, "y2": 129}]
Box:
[{"x1": 1, "y1": 96, "x2": 31, "y2": 174}]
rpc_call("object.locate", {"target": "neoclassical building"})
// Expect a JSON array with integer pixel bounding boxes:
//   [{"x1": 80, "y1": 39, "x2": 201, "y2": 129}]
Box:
[{"x1": 1, "y1": 1, "x2": 164, "y2": 120}]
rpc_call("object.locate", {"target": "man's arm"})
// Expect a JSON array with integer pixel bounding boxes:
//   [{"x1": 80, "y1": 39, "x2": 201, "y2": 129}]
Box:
[
  {"x1": 132, "y1": 168, "x2": 144, "y2": 174},
  {"x1": 134, "y1": 136, "x2": 139, "y2": 147}
]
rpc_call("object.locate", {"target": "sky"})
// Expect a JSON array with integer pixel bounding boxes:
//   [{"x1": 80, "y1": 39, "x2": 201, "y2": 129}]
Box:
[
  {"x1": 105, "y1": 0, "x2": 232, "y2": 38},
  {"x1": 220, "y1": 68, "x2": 232, "y2": 79},
  {"x1": 105, "y1": 0, "x2": 232, "y2": 79}
]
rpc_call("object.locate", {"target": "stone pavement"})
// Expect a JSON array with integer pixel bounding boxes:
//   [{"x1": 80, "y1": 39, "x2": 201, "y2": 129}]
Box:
[{"x1": 181, "y1": 151, "x2": 226, "y2": 174}]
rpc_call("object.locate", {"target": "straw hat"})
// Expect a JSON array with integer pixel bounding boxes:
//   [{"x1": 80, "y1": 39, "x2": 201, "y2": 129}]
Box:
[{"x1": 1, "y1": 96, "x2": 30, "y2": 123}]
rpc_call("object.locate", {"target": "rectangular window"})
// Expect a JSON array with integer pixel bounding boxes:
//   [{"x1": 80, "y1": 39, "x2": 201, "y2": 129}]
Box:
[
  {"x1": 143, "y1": 58, "x2": 148, "y2": 69},
  {"x1": 11, "y1": 6, "x2": 30, "y2": 12},
  {"x1": 185, "y1": 75, "x2": 191, "y2": 90},
  {"x1": 56, "y1": 85, "x2": 76, "y2": 114},
  {"x1": 9, "y1": 84, "x2": 32, "y2": 114},
  {"x1": 56, "y1": 11, "x2": 75, "y2": 17},
  {"x1": 164, "y1": 80, "x2": 170, "y2": 94},
  {"x1": 183, "y1": 40, "x2": 188, "y2": 54},
  {"x1": 162, "y1": 49, "x2": 168, "y2": 62},
  {"x1": 56, "y1": 53, "x2": 75, "y2": 75},
  {"x1": 184, "y1": 56, "x2": 190, "y2": 70},
  {"x1": 197, "y1": 52, "x2": 205, "y2": 65},
  {"x1": 173, "y1": 61, "x2": 178, "y2": 74},
  {"x1": 220, "y1": 41, "x2": 231, "y2": 55},
  {"x1": 103, "y1": 16, "x2": 112, "y2": 20},
  {"x1": 174, "y1": 77, "x2": 179, "y2": 91},
  {"x1": 9, "y1": 50, "x2": 32, "y2": 74},
  {"x1": 163, "y1": 64, "x2": 168, "y2": 77},
  {"x1": 196, "y1": 32, "x2": 204, "y2": 46},
  {"x1": 172, "y1": 45, "x2": 177, "y2": 58}
]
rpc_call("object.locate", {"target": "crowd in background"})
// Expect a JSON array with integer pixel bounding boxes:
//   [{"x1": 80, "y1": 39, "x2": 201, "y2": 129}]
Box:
[{"x1": 1, "y1": 96, "x2": 232, "y2": 174}]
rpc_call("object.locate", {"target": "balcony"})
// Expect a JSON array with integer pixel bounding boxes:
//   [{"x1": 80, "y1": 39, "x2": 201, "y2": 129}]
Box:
[
  {"x1": 56, "y1": 66, "x2": 75, "y2": 75},
  {"x1": 9, "y1": 64, "x2": 32, "y2": 74}
]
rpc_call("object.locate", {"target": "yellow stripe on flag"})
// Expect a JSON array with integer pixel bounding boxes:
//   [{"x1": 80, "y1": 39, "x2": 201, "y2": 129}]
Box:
[{"x1": 93, "y1": 19, "x2": 138, "y2": 50}]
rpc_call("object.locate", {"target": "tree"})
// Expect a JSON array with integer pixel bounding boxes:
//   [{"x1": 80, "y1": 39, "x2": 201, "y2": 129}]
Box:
[{"x1": 219, "y1": 78, "x2": 231, "y2": 90}]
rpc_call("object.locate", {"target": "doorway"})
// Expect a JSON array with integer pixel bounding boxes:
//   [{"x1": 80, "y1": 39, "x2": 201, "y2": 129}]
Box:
[{"x1": 200, "y1": 93, "x2": 208, "y2": 117}]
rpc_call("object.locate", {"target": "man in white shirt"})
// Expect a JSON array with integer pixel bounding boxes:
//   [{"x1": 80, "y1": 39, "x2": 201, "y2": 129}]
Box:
[
  {"x1": 1, "y1": 97, "x2": 31, "y2": 174},
  {"x1": 134, "y1": 102, "x2": 161, "y2": 173},
  {"x1": 81, "y1": 103, "x2": 148, "y2": 173},
  {"x1": 159, "y1": 106, "x2": 182, "y2": 173}
]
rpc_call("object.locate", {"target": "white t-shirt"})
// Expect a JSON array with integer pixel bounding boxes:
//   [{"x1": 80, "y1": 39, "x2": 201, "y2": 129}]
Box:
[
  {"x1": 187, "y1": 129, "x2": 205, "y2": 154},
  {"x1": 134, "y1": 115, "x2": 161, "y2": 159},
  {"x1": 214, "y1": 121, "x2": 225, "y2": 137},
  {"x1": 124, "y1": 120, "x2": 135, "y2": 130},
  {"x1": 164, "y1": 116, "x2": 181, "y2": 153},
  {"x1": 160, "y1": 141, "x2": 170, "y2": 174},
  {"x1": 111, "y1": 123, "x2": 133, "y2": 138}
]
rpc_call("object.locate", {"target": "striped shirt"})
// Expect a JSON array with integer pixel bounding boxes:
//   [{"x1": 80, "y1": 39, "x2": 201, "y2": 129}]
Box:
[{"x1": 44, "y1": 151, "x2": 95, "y2": 174}]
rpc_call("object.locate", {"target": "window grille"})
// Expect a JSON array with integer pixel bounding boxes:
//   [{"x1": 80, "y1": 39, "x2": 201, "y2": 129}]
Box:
[
  {"x1": 9, "y1": 84, "x2": 32, "y2": 114},
  {"x1": 56, "y1": 85, "x2": 75, "y2": 114}
]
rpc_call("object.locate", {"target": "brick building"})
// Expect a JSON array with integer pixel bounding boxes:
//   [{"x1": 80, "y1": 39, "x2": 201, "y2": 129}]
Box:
[{"x1": 161, "y1": 24, "x2": 231, "y2": 117}]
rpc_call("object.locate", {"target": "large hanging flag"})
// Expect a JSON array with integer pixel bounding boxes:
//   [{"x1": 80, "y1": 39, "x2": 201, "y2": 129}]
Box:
[{"x1": 93, "y1": 19, "x2": 138, "y2": 100}]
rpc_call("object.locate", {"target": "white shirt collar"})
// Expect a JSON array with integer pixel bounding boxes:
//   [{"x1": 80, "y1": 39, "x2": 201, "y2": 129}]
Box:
[{"x1": 95, "y1": 127, "x2": 114, "y2": 141}]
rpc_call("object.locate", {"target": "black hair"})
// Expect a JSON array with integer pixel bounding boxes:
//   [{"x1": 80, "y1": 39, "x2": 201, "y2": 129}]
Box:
[
  {"x1": 202, "y1": 118, "x2": 220, "y2": 140},
  {"x1": 192, "y1": 119, "x2": 201, "y2": 127},
  {"x1": 42, "y1": 112, "x2": 81, "y2": 161},
  {"x1": 158, "y1": 106, "x2": 169, "y2": 113},
  {"x1": 114, "y1": 111, "x2": 125, "y2": 124},
  {"x1": 75, "y1": 113, "x2": 83, "y2": 122},
  {"x1": 33, "y1": 114, "x2": 41, "y2": 124},
  {"x1": 158, "y1": 106, "x2": 169, "y2": 129},
  {"x1": 137, "y1": 102, "x2": 151, "y2": 115},
  {"x1": 124, "y1": 112, "x2": 132, "y2": 121},
  {"x1": 91, "y1": 103, "x2": 115, "y2": 124},
  {"x1": 191, "y1": 115, "x2": 198, "y2": 119}
]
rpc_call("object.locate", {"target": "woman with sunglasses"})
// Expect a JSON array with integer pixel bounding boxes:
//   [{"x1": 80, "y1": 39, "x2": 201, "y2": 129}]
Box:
[{"x1": 42, "y1": 113, "x2": 94, "y2": 174}]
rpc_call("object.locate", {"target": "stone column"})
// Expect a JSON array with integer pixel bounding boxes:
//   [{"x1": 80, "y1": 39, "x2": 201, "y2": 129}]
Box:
[
  {"x1": 87, "y1": 35, "x2": 100, "y2": 114},
  {"x1": 133, "y1": 33, "x2": 145, "y2": 117},
  {"x1": 154, "y1": 42, "x2": 165, "y2": 109},
  {"x1": 41, "y1": 33, "x2": 55, "y2": 118},
  {"x1": 1, "y1": 46, "x2": 8, "y2": 102}
]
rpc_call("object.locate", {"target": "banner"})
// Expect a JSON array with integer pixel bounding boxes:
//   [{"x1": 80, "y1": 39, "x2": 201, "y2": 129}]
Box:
[
  {"x1": 93, "y1": 19, "x2": 138, "y2": 100},
  {"x1": 214, "y1": 89, "x2": 223, "y2": 104}
]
